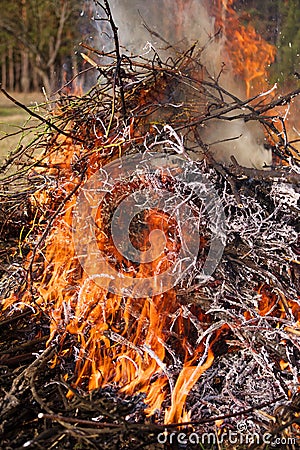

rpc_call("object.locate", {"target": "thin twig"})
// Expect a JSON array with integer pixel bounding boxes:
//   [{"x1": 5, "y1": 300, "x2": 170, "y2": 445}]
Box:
[{"x1": 0, "y1": 85, "x2": 85, "y2": 143}]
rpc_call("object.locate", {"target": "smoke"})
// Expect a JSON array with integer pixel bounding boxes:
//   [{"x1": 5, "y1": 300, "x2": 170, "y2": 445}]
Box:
[
  {"x1": 200, "y1": 117, "x2": 271, "y2": 168},
  {"x1": 91, "y1": 0, "x2": 272, "y2": 168},
  {"x1": 98, "y1": 0, "x2": 223, "y2": 72}
]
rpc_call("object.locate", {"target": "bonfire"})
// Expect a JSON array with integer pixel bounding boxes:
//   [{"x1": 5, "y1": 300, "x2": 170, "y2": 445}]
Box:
[{"x1": 0, "y1": 1, "x2": 300, "y2": 449}]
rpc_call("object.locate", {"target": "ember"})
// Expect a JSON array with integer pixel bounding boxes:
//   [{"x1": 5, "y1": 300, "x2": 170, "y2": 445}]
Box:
[{"x1": 1, "y1": 1, "x2": 300, "y2": 449}]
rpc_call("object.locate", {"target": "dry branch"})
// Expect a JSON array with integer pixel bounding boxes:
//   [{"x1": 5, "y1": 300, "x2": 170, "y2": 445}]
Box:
[{"x1": 0, "y1": 2, "x2": 300, "y2": 449}]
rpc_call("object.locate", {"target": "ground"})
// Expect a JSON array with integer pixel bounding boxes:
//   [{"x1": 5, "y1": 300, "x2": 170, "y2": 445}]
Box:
[{"x1": 0, "y1": 91, "x2": 46, "y2": 162}]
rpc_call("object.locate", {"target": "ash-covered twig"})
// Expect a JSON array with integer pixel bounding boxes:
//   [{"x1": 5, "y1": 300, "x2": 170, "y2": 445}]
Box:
[
  {"x1": 1, "y1": 12, "x2": 300, "y2": 449},
  {"x1": 229, "y1": 155, "x2": 300, "y2": 184}
]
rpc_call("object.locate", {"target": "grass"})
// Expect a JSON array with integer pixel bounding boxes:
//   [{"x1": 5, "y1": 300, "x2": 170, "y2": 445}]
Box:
[
  {"x1": 0, "y1": 107, "x2": 20, "y2": 117},
  {"x1": 0, "y1": 91, "x2": 46, "y2": 163}
]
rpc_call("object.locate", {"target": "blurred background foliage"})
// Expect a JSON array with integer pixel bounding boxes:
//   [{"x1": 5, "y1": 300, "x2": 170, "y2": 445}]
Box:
[
  {"x1": 236, "y1": 0, "x2": 300, "y2": 87},
  {"x1": 0, "y1": 0, "x2": 299, "y2": 94}
]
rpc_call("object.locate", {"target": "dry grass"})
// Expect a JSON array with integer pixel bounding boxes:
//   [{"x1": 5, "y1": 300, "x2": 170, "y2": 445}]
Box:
[{"x1": 0, "y1": 91, "x2": 46, "y2": 162}]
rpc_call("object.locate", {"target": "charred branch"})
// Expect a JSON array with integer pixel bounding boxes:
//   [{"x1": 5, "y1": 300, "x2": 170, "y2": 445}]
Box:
[{"x1": 1, "y1": 2, "x2": 300, "y2": 449}]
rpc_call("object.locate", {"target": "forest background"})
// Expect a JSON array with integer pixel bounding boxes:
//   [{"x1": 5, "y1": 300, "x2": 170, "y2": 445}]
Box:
[{"x1": 0, "y1": 0, "x2": 299, "y2": 95}]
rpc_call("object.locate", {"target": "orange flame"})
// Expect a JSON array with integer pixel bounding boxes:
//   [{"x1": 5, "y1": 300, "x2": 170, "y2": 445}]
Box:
[
  {"x1": 6, "y1": 129, "x2": 223, "y2": 420},
  {"x1": 2, "y1": 2, "x2": 295, "y2": 425},
  {"x1": 165, "y1": 346, "x2": 214, "y2": 423},
  {"x1": 215, "y1": 0, "x2": 276, "y2": 97}
]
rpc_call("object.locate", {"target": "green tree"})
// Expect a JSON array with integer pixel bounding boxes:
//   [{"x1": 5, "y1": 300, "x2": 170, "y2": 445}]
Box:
[
  {"x1": 0, "y1": 0, "x2": 85, "y2": 93},
  {"x1": 275, "y1": 0, "x2": 300, "y2": 85},
  {"x1": 235, "y1": 0, "x2": 300, "y2": 87}
]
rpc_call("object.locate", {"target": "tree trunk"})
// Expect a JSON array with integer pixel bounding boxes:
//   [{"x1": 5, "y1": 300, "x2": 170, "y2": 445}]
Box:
[
  {"x1": 8, "y1": 45, "x2": 14, "y2": 91},
  {"x1": 20, "y1": 0, "x2": 30, "y2": 92},
  {"x1": 32, "y1": 61, "x2": 40, "y2": 92},
  {"x1": 21, "y1": 49, "x2": 30, "y2": 92},
  {"x1": 35, "y1": 66, "x2": 51, "y2": 95},
  {"x1": 15, "y1": 55, "x2": 21, "y2": 92},
  {"x1": 48, "y1": 37, "x2": 56, "y2": 91},
  {"x1": 46, "y1": 0, "x2": 69, "y2": 91},
  {"x1": 1, "y1": 52, "x2": 7, "y2": 90}
]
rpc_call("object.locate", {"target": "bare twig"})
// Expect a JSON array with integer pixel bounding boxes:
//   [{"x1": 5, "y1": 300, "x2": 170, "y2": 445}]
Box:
[{"x1": 0, "y1": 85, "x2": 85, "y2": 143}]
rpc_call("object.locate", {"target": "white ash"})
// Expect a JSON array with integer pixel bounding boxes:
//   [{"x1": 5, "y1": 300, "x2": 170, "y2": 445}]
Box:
[{"x1": 271, "y1": 182, "x2": 300, "y2": 209}]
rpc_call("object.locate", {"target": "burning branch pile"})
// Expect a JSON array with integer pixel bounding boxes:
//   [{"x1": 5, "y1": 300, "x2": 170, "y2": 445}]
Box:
[{"x1": 1, "y1": 1, "x2": 300, "y2": 449}]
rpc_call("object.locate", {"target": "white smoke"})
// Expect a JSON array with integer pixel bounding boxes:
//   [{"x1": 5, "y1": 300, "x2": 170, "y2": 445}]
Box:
[
  {"x1": 92, "y1": 0, "x2": 272, "y2": 168},
  {"x1": 199, "y1": 117, "x2": 271, "y2": 168},
  {"x1": 101, "y1": 2, "x2": 210, "y2": 48}
]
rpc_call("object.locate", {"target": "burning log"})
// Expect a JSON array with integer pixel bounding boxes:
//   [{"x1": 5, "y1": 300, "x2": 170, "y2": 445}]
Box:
[{"x1": 1, "y1": 1, "x2": 300, "y2": 449}]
